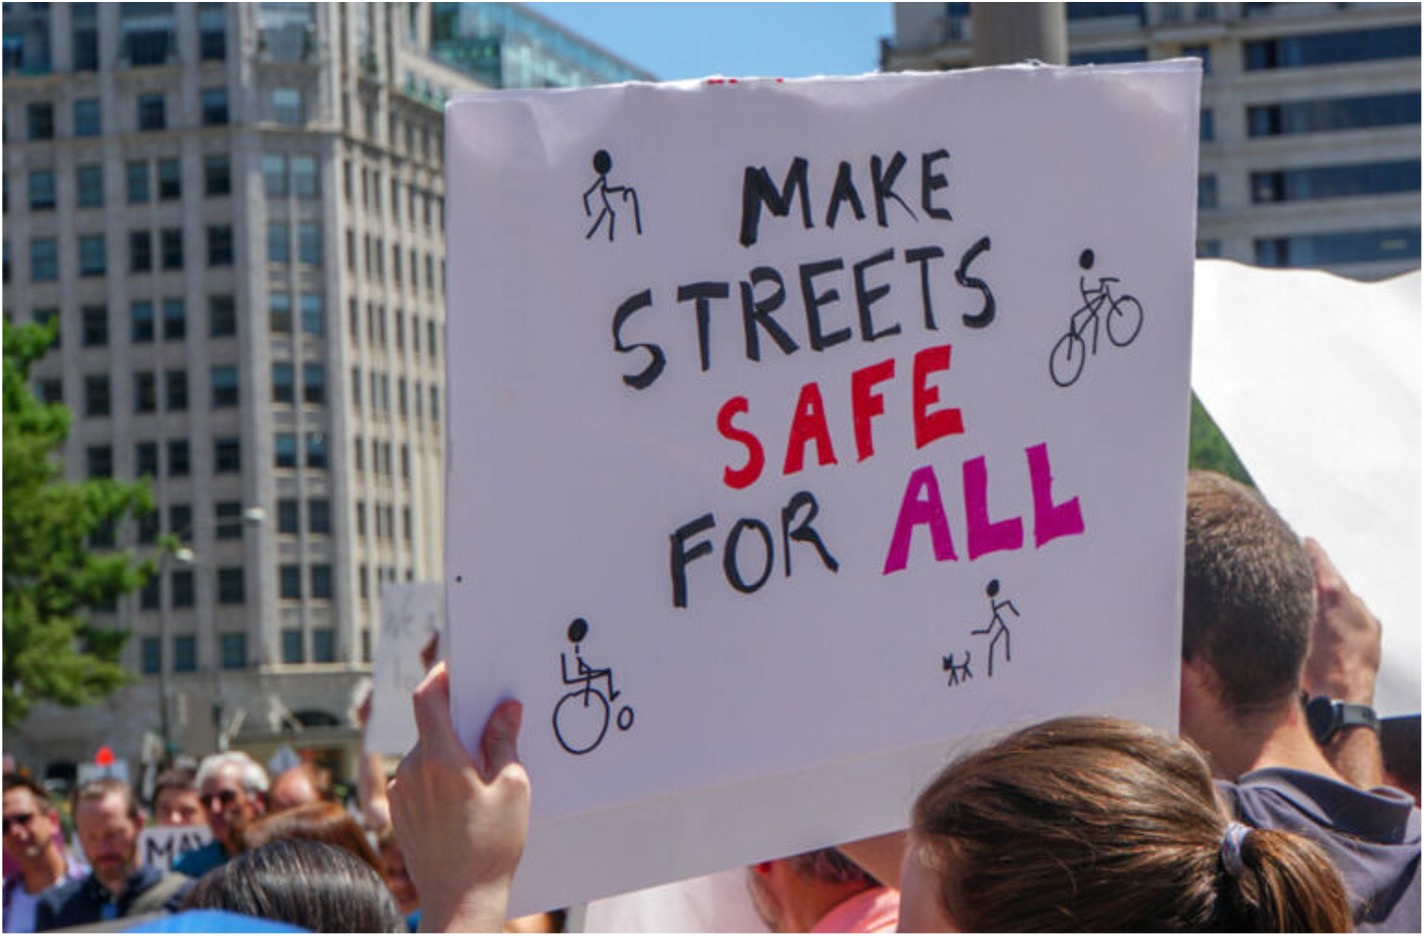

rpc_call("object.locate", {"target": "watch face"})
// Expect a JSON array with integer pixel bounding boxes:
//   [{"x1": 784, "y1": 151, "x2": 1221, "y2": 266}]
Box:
[{"x1": 1305, "y1": 696, "x2": 1336, "y2": 743}]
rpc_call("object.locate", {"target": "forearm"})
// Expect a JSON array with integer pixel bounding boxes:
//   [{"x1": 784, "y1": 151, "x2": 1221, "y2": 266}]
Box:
[{"x1": 1322, "y1": 728, "x2": 1384, "y2": 789}]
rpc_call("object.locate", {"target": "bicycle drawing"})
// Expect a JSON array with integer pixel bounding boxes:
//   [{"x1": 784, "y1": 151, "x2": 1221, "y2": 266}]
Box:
[
  {"x1": 971, "y1": 579, "x2": 1019, "y2": 678},
  {"x1": 552, "y1": 616, "x2": 634, "y2": 756},
  {"x1": 583, "y1": 149, "x2": 642, "y2": 242},
  {"x1": 1048, "y1": 248, "x2": 1144, "y2": 388}
]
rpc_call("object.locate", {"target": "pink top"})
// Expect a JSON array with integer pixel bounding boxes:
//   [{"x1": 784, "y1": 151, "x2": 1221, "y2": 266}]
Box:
[{"x1": 811, "y1": 886, "x2": 901, "y2": 934}]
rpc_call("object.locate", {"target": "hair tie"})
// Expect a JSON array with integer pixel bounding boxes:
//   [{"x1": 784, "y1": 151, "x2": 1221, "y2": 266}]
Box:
[{"x1": 1220, "y1": 821, "x2": 1251, "y2": 878}]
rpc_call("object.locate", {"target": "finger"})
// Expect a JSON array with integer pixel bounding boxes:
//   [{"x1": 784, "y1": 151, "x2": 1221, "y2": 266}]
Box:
[
  {"x1": 481, "y1": 699, "x2": 524, "y2": 782},
  {"x1": 411, "y1": 662, "x2": 465, "y2": 759},
  {"x1": 1304, "y1": 537, "x2": 1345, "y2": 593}
]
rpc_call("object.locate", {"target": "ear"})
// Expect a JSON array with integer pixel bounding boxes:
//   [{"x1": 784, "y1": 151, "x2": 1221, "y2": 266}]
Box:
[{"x1": 134, "y1": 813, "x2": 146, "y2": 834}]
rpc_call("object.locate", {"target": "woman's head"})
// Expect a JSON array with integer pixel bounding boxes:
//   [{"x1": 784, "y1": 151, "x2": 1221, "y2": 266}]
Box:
[
  {"x1": 182, "y1": 838, "x2": 405, "y2": 932},
  {"x1": 240, "y1": 801, "x2": 386, "y2": 881},
  {"x1": 902, "y1": 716, "x2": 1350, "y2": 932}
]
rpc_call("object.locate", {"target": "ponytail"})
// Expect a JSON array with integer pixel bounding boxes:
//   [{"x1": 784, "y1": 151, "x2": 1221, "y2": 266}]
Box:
[{"x1": 1215, "y1": 824, "x2": 1352, "y2": 932}]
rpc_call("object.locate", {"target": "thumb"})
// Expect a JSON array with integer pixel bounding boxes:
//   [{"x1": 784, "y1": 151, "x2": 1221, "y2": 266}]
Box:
[{"x1": 481, "y1": 699, "x2": 523, "y2": 782}]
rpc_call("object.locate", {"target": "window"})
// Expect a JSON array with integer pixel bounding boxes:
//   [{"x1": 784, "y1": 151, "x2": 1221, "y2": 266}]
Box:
[
  {"x1": 199, "y1": 3, "x2": 227, "y2": 60},
  {"x1": 201, "y1": 88, "x2": 228, "y2": 126},
  {"x1": 273, "y1": 363, "x2": 295, "y2": 403},
  {"x1": 1068, "y1": 47, "x2": 1147, "y2": 66},
  {"x1": 356, "y1": 502, "x2": 367, "y2": 536},
  {"x1": 211, "y1": 365, "x2": 239, "y2": 407},
  {"x1": 27, "y1": 103, "x2": 54, "y2": 141},
  {"x1": 1197, "y1": 174, "x2": 1218, "y2": 210},
  {"x1": 1245, "y1": 27, "x2": 1420, "y2": 71},
  {"x1": 134, "y1": 372, "x2": 157, "y2": 413},
  {"x1": 280, "y1": 564, "x2": 302, "y2": 599},
  {"x1": 204, "y1": 155, "x2": 230, "y2": 196},
  {"x1": 1199, "y1": 109, "x2": 1214, "y2": 143},
  {"x1": 275, "y1": 432, "x2": 297, "y2": 468},
  {"x1": 79, "y1": 235, "x2": 105, "y2": 277},
  {"x1": 87, "y1": 444, "x2": 113, "y2": 477},
  {"x1": 131, "y1": 301, "x2": 155, "y2": 342},
  {"x1": 397, "y1": 379, "x2": 407, "y2": 417},
  {"x1": 142, "y1": 638, "x2": 161, "y2": 675},
  {"x1": 30, "y1": 238, "x2": 58, "y2": 281},
  {"x1": 1181, "y1": 44, "x2": 1210, "y2": 75},
  {"x1": 1248, "y1": 93, "x2": 1420, "y2": 138},
  {"x1": 127, "y1": 161, "x2": 150, "y2": 203},
  {"x1": 161, "y1": 228, "x2": 183, "y2": 270},
  {"x1": 300, "y1": 293, "x2": 324, "y2": 335},
  {"x1": 277, "y1": 499, "x2": 298, "y2": 535},
  {"x1": 431, "y1": 385, "x2": 440, "y2": 425},
  {"x1": 220, "y1": 633, "x2": 246, "y2": 670},
  {"x1": 76, "y1": 164, "x2": 103, "y2": 207},
  {"x1": 73, "y1": 4, "x2": 99, "y2": 70},
  {"x1": 143, "y1": 575, "x2": 162, "y2": 609},
  {"x1": 163, "y1": 298, "x2": 185, "y2": 339},
  {"x1": 273, "y1": 88, "x2": 303, "y2": 125},
  {"x1": 263, "y1": 154, "x2": 287, "y2": 197},
  {"x1": 130, "y1": 231, "x2": 153, "y2": 272},
  {"x1": 215, "y1": 502, "x2": 243, "y2": 539},
  {"x1": 354, "y1": 436, "x2": 364, "y2": 471},
  {"x1": 167, "y1": 439, "x2": 190, "y2": 476},
  {"x1": 269, "y1": 293, "x2": 293, "y2": 333},
  {"x1": 360, "y1": 567, "x2": 369, "y2": 600},
  {"x1": 306, "y1": 432, "x2": 328, "y2": 469},
  {"x1": 165, "y1": 371, "x2": 188, "y2": 412},
  {"x1": 346, "y1": 230, "x2": 356, "y2": 271},
  {"x1": 303, "y1": 363, "x2": 325, "y2": 405},
  {"x1": 1196, "y1": 239, "x2": 1222, "y2": 259},
  {"x1": 172, "y1": 569, "x2": 195, "y2": 607},
  {"x1": 214, "y1": 437, "x2": 241, "y2": 473},
  {"x1": 267, "y1": 221, "x2": 290, "y2": 263},
  {"x1": 1254, "y1": 227, "x2": 1421, "y2": 268},
  {"x1": 137, "y1": 510, "x2": 159, "y2": 545},
  {"x1": 218, "y1": 567, "x2": 245, "y2": 604},
  {"x1": 82, "y1": 305, "x2": 108, "y2": 346},
  {"x1": 209, "y1": 295, "x2": 236, "y2": 337},
  {"x1": 137, "y1": 94, "x2": 166, "y2": 131},
  {"x1": 352, "y1": 367, "x2": 362, "y2": 408},
  {"x1": 401, "y1": 444, "x2": 410, "y2": 480},
  {"x1": 90, "y1": 517, "x2": 116, "y2": 550},
  {"x1": 309, "y1": 499, "x2": 331, "y2": 534},
  {"x1": 1251, "y1": 161, "x2": 1421, "y2": 204},
  {"x1": 207, "y1": 225, "x2": 233, "y2": 266},
  {"x1": 168, "y1": 504, "x2": 192, "y2": 542},
  {"x1": 136, "y1": 441, "x2": 158, "y2": 476},
  {"x1": 173, "y1": 636, "x2": 197, "y2": 673},
  {"x1": 158, "y1": 159, "x2": 181, "y2": 200},
  {"x1": 428, "y1": 320, "x2": 438, "y2": 357},
  {"x1": 281, "y1": 628, "x2": 304, "y2": 664},
  {"x1": 29, "y1": 170, "x2": 56, "y2": 211},
  {"x1": 298, "y1": 221, "x2": 321, "y2": 265},
  {"x1": 313, "y1": 627, "x2": 335, "y2": 662},
  {"x1": 403, "y1": 507, "x2": 413, "y2": 541},
  {"x1": 293, "y1": 156, "x2": 319, "y2": 197}
]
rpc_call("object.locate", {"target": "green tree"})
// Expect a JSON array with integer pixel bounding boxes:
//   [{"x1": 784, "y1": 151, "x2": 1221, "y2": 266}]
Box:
[
  {"x1": 1188, "y1": 392, "x2": 1254, "y2": 486},
  {"x1": 3, "y1": 320, "x2": 155, "y2": 727}
]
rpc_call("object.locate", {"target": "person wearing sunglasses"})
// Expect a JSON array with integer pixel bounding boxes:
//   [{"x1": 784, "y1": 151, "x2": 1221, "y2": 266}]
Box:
[
  {"x1": 172, "y1": 753, "x2": 269, "y2": 879},
  {"x1": 3, "y1": 774, "x2": 86, "y2": 933}
]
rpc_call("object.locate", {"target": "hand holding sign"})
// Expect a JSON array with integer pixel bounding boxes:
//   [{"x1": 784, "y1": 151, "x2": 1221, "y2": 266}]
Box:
[{"x1": 390, "y1": 663, "x2": 530, "y2": 933}]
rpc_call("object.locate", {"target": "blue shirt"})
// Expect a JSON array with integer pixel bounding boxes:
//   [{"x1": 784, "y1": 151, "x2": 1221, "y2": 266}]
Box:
[{"x1": 171, "y1": 840, "x2": 228, "y2": 879}]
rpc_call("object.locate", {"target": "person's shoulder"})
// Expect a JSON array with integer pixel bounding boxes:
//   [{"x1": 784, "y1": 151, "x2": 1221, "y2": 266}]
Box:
[
  {"x1": 172, "y1": 841, "x2": 223, "y2": 877},
  {"x1": 36, "y1": 873, "x2": 88, "y2": 910}
]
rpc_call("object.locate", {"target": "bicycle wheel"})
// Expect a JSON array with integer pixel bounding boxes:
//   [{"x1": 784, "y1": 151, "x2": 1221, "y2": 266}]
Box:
[
  {"x1": 1106, "y1": 295, "x2": 1143, "y2": 347},
  {"x1": 1049, "y1": 332, "x2": 1086, "y2": 387},
  {"x1": 553, "y1": 689, "x2": 611, "y2": 755}
]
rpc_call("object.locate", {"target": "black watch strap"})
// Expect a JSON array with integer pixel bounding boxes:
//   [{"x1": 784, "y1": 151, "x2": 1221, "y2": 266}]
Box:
[{"x1": 1306, "y1": 695, "x2": 1380, "y2": 745}]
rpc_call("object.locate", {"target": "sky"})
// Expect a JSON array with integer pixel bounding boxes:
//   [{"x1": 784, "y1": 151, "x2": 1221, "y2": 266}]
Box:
[{"x1": 525, "y1": 2, "x2": 895, "y2": 81}]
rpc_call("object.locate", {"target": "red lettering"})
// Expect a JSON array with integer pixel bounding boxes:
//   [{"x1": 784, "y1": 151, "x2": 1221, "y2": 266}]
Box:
[
  {"x1": 913, "y1": 344, "x2": 964, "y2": 449},
  {"x1": 783, "y1": 382, "x2": 838, "y2": 475},
  {"x1": 718, "y1": 396, "x2": 765, "y2": 490},
  {"x1": 850, "y1": 358, "x2": 895, "y2": 462}
]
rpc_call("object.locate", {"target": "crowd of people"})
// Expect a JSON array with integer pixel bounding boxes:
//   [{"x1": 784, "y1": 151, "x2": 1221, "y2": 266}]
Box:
[{"x1": 3, "y1": 470, "x2": 1420, "y2": 933}]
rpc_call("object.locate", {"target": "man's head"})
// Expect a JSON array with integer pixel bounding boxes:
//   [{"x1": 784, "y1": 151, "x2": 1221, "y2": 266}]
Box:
[
  {"x1": 2, "y1": 774, "x2": 60, "y2": 867},
  {"x1": 746, "y1": 848, "x2": 880, "y2": 933},
  {"x1": 195, "y1": 752, "x2": 269, "y2": 848},
  {"x1": 152, "y1": 767, "x2": 203, "y2": 827},
  {"x1": 269, "y1": 763, "x2": 326, "y2": 813},
  {"x1": 1181, "y1": 471, "x2": 1315, "y2": 735},
  {"x1": 72, "y1": 779, "x2": 143, "y2": 895}
]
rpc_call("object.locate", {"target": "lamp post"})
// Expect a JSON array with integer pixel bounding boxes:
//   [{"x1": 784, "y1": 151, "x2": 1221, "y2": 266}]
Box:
[
  {"x1": 156, "y1": 544, "x2": 195, "y2": 759},
  {"x1": 208, "y1": 506, "x2": 266, "y2": 752}
]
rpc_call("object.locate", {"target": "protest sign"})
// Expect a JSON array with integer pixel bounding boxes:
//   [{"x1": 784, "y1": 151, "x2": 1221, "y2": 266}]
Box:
[
  {"x1": 445, "y1": 61, "x2": 1201, "y2": 913},
  {"x1": 366, "y1": 583, "x2": 446, "y2": 755},
  {"x1": 138, "y1": 825, "x2": 211, "y2": 871},
  {"x1": 1192, "y1": 260, "x2": 1421, "y2": 716}
]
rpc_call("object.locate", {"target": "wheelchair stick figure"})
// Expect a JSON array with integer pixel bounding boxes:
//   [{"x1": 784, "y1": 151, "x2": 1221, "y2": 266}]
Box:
[{"x1": 553, "y1": 617, "x2": 634, "y2": 755}]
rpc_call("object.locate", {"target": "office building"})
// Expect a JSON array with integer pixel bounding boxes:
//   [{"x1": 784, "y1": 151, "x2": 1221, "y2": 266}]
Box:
[{"x1": 881, "y1": 2, "x2": 1421, "y2": 280}]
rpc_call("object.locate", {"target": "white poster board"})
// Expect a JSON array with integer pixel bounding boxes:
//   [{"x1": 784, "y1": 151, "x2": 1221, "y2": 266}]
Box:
[
  {"x1": 366, "y1": 583, "x2": 446, "y2": 755},
  {"x1": 1191, "y1": 260, "x2": 1421, "y2": 716},
  {"x1": 445, "y1": 62, "x2": 1201, "y2": 913},
  {"x1": 138, "y1": 825, "x2": 212, "y2": 871}
]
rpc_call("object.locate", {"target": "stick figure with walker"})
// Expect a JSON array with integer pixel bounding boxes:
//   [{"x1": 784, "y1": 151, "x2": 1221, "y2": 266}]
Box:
[
  {"x1": 971, "y1": 579, "x2": 1019, "y2": 677},
  {"x1": 583, "y1": 149, "x2": 642, "y2": 242},
  {"x1": 553, "y1": 617, "x2": 634, "y2": 755}
]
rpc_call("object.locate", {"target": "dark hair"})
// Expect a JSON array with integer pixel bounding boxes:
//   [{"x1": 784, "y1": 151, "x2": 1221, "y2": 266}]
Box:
[
  {"x1": 911, "y1": 716, "x2": 1351, "y2": 932},
  {"x1": 1183, "y1": 470, "x2": 1314, "y2": 716},
  {"x1": 153, "y1": 767, "x2": 197, "y2": 798},
  {"x1": 783, "y1": 847, "x2": 878, "y2": 888},
  {"x1": 240, "y1": 802, "x2": 386, "y2": 881},
  {"x1": 182, "y1": 838, "x2": 404, "y2": 932},
  {"x1": 72, "y1": 777, "x2": 140, "y2": 822},
  {"x1": 3, "y1": 772, "x2": 52, "y2": 807}
]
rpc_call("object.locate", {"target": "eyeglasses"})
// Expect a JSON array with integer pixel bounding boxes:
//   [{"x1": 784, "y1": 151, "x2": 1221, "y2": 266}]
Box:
[
  {"x1": 2, "y1": 812, "x2": 36, "y2": 834},
  {"x1": 203, "y1": 789, "x2": 241, "y2": 807}
]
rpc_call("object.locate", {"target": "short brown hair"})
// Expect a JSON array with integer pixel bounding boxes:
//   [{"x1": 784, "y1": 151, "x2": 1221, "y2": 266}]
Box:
[
  {"x1": 911, "y1": 716, "x2": 1351, "y2": 931},
  {"x1": 1183, "y1": 470, "x2": 1314, "y2": 716},
  {"x1": 3, "y1": 773, "x2": 52, "y2": 808},
  {"x1": 73, "y1": 777, "x2": 140, "y2": 822}
]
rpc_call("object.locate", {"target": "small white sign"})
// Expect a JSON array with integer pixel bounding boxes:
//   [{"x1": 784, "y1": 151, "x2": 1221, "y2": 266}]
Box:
[
  {"x1": 139, "y1": 825, "x2": 212, "y2": 871},
  {"x1": 367, "y1": 583, "x2": 445, "y2": 755}
]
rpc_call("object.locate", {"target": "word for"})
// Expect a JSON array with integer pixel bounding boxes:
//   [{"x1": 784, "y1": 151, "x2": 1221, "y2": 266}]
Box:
[
  {"x1": 718, "y1": 344, "x2": 965, "y2": 491},
  {"x1": 739, "y1": 150, "x2": 956, "y2": 247},
  {"x1": 612, "y1": 238, "x2": 994, "y2": 390},
  {"x1": 883, "y1": 443, "x2": 1085, "y2": 575},
  {"x1": 669, "y1": 490, "x2": 839, "y2": 609}
]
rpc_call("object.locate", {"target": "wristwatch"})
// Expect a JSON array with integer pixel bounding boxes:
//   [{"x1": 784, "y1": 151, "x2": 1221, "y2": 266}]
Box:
[{"x1": 1305, "y1": 695, "x2": 1379, "y2": 745}]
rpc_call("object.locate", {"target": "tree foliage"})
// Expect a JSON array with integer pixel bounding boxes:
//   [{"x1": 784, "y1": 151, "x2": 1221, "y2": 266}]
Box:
[
  {"x1": 3, "y1": 321, "x2": 155, "y2": 727},
  {"x1": 1188, "y1": 392, "x2": 1254, "y2": 486}
]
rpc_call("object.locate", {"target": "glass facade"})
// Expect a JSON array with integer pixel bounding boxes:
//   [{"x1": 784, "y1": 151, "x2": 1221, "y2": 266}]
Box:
[
  {"x1": 1247, "y1": 92, "x2": 1421, "y2": 138},
  {"x1": 1254, "y1": 227, "x2": 1421, "y2": 268},
  {"x1": 1245, "y1": 27, "x2": 1420, "y2": 71},
  {"x1": 1251, "y1": 160, "x2": 1420, "y2": 204}
]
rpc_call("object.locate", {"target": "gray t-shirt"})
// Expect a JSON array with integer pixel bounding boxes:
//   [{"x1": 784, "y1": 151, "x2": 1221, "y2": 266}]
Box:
[{"x1": 1218, "y1": 767, "x2": 1421, "y2": 933}]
